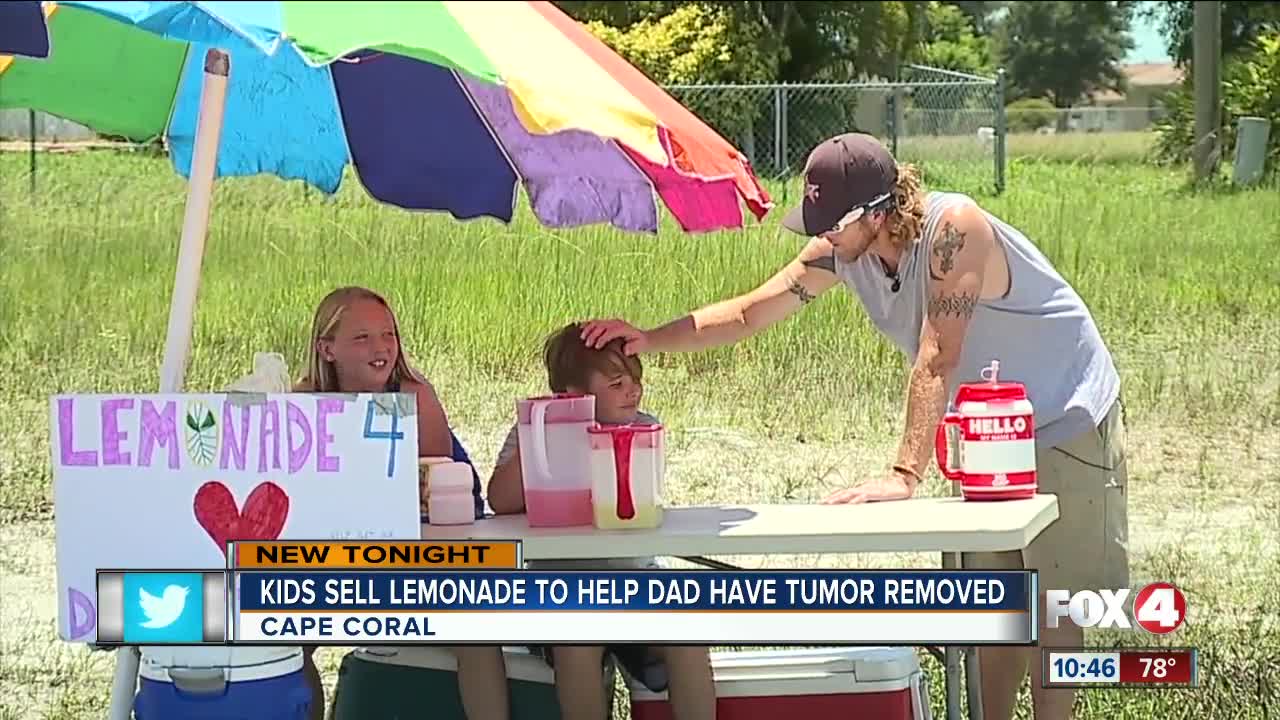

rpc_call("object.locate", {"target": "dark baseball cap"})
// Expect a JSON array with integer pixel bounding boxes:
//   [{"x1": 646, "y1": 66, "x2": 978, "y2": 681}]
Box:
[{"x1": 781, "y1": 133, "x2": 898, "y2": 237}]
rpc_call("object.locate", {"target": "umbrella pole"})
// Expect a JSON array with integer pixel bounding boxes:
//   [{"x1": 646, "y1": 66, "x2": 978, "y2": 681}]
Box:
[
  {"x1": 157, "y1": 48, "x2": 230, "y2": 395},
  {"x1": 106, "y1": 48, "x2": 230, "y2": 720}
]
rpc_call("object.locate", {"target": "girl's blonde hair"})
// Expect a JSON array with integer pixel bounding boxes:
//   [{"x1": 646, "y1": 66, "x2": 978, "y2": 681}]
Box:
[
  {"x1": 884, "y1": 162, "x2": 926, "y2": 249},
  {"x1": 294, "y1": 286, "x2": 425, "y2": 392}
]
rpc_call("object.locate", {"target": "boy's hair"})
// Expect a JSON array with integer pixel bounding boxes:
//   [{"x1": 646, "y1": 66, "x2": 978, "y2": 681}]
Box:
[{"x1": 543, "y1": 322, "x2": 643, "y2": 393}]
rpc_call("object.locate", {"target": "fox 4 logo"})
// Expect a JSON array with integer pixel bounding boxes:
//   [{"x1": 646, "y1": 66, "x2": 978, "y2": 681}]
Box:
[{"x1": 1046, "y1": 582, "x2": 1187, "y2": 634}]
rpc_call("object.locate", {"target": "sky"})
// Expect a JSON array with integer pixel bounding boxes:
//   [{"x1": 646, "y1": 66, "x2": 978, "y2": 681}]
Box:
[{"x1": 1126, "y1": 2, "x2": 1174, "y2": 63}]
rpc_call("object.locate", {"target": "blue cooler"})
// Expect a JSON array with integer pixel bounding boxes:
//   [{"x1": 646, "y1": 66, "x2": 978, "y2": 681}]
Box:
[{"x1": 133, "y1": 647, "x2": 312, "y2": 720}]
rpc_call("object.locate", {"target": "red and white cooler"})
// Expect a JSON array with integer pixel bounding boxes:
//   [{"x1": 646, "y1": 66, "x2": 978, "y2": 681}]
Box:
[{"x1": 629, "y1": 647, "x2": 931, "y2": 720}]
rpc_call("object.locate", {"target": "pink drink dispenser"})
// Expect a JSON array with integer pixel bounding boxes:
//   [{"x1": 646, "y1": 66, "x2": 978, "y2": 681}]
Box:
[
  {"x1": 516, "y1": 394, "x2": 596, "y2": 527},
  {"x1": 588, "y1": 423, "x2": 665, "y2": 530}
]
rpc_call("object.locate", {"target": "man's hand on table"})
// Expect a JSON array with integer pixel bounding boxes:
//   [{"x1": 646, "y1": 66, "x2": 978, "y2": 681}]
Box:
[{"x1": 821, "y1": 470, "x2": 916, "y2": 505}]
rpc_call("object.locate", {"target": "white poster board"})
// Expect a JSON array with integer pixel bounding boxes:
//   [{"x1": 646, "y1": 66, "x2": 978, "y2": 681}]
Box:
[{"x1": 50, "y1": 392, "x2": 421, "y2": 642}]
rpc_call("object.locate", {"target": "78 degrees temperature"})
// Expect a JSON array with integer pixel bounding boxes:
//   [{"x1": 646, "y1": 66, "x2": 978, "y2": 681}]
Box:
[
  {"x1": 1138, "y1": 655, "x2": 1177, "y2": 679},
  {"x1": 1120, "y1": 649, "x2": 1195, "y2": 684},
  {"x1": 1045, "y1": 649, "x2": 1197, "y2": 687}
]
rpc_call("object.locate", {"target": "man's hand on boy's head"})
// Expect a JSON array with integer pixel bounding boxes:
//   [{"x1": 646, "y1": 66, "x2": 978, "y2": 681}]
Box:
[{"x1": 580, "y1": 319, "x2": 648, "y2": 356}]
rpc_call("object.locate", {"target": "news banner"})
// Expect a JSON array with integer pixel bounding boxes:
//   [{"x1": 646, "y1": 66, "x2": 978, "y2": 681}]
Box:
[{"x1": 94, "y1": 540, "x2": 1197, "y2": 689}]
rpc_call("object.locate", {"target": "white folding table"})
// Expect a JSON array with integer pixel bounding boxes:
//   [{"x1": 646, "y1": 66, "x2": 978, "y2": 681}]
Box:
[{"x1": 423, "y1": 495, "x2": 1060, "y2": 720}]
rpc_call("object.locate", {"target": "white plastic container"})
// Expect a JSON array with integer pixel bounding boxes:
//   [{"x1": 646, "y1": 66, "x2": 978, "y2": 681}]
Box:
[
  {"x1": 629, "y1": 647, "x2": 930, "y2": 720},
  {"x1": 422, "y1": 459, "x2": 475, "y2": 526}
]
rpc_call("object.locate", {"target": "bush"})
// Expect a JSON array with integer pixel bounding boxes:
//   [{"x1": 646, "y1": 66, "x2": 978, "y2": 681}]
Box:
[
  {"x1": 1006, "y1": 98, "x2": 1058, "y2": 133},
  {"x1": 1154, "y1": 32, "x2": 1280, "y2": 173}
]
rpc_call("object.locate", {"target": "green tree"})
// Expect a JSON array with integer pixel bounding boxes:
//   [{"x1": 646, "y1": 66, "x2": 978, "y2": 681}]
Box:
[
  {"x1": 996, "y1": 1, "x2": 1135, "y2": 111},
  {"x1": 918, "y1": 1, "x2": 995, "y2": 76},
  {"x1": 1154, "y1": 32, "x2": 1280, "y2": 171},
  {"x1": 554, "y1": 2, "x2": 929, "y2": 84},
  {"x1": 1141, "y1": 2, "x2": 1280, "y2": 66},
  {"x1": 554, "y1": 1, "x2": 679, "y2": 28},
  {"x1": 907, "y1": 3, "x2": 998, "y2": 137},
  {"x1": 942, "y1": 1, "x2": 1008, "y2": 35},
  {"x1": 752, "y1": 2, "x2": 927, "y2": 82}
]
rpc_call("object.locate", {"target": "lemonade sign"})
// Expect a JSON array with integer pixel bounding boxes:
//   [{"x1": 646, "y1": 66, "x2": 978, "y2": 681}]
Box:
[{"x1": 49, "y1": 392, "x2": 421, "y2": 642}]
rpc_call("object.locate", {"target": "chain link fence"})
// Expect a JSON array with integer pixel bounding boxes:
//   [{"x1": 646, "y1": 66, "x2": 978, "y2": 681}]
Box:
[{"x1": 665, "y1": 64, "x2": 1007, "y2": 194}]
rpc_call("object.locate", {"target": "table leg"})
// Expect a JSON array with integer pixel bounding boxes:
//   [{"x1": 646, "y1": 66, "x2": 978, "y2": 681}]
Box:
[
  {"x1": 965, "y1": 647, "x2": 985, "y2": 720},
  {"x1": 942, "y1": 552, "x2": 962, "y2": 720},
  {"x1": 944, "y1": 550, "x2": 985, "y2": 720}
]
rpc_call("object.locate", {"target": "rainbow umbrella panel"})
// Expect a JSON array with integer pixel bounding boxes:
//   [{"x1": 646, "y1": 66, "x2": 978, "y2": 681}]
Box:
[{"x1": 0, "y1": 1, "x2": 773, "y2": 233}]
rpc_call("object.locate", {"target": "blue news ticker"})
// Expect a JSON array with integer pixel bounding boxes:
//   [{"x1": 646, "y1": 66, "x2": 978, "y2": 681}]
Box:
[{"x1": 235, "y1": 569, "x2": 1032, "y2": 612}]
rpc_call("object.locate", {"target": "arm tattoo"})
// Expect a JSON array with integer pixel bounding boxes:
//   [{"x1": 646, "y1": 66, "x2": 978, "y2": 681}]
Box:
[
  {"x1": 802, "y1": 251, "x2": 836, "y2": 274},
  {"x1": 928, "y1": 291, "x2": 978, "y2": 319},
  {"x1": 930, "y1": 223, "x2": 967, "y2": 281},
  {"x1": 787, "y1": 278, "x2": 816, "y2": 304}
]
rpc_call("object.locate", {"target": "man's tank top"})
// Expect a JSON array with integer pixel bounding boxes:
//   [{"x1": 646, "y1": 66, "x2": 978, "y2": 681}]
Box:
[{"x1": 834, "y1": 191, "x2": 1120, "y2": 449}]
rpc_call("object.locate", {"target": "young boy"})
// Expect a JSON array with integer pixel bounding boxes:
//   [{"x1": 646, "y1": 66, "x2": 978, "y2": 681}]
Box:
[{"x1": 488, "y1": 322, "x2": 717, "y2": 720}]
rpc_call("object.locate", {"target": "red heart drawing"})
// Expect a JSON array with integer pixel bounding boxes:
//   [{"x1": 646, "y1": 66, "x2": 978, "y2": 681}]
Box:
[{"x1": 193, "y1": 481, "x2": 290, "y2": 557}]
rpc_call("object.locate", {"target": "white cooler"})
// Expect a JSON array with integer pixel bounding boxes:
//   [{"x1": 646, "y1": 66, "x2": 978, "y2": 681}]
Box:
[{"x1": 629, "y1": 647, "x2": 931, "y2": 720}]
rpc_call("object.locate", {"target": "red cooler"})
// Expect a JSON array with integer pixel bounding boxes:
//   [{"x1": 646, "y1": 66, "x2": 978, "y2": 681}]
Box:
[{"x1": 629, "y1": 647, "x2": 930, "y2": 720}]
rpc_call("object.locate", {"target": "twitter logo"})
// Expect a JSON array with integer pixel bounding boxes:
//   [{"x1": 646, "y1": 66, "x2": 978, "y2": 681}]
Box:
[
  {"x1": 139, "y1": 584, "x2": 189, "y2": 628},
  {"x1": 123, "y1": 573, "x2": 205, "y2": 643}
]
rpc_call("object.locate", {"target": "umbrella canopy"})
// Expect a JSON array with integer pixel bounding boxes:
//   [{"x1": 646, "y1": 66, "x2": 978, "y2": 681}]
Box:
[
  {"x1": 0, "y1": 1, "x2": 49, "y2": 60},
  {"x1": 0, "y1": 1, "x2": 773, "y2": 234}
]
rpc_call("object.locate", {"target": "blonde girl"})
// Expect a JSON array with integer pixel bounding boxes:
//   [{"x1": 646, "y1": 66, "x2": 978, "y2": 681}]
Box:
[{"x1": 295, "y1": 286, "x2": 508, "y2": 720}]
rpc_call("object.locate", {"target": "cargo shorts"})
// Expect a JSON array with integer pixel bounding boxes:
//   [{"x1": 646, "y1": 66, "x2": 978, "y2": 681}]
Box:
[{"x1": 962, "y1": 399, "x2": 1130, "y2": 593}]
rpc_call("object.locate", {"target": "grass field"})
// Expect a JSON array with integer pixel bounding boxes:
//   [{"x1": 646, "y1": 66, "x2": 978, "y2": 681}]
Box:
[
  {"x1": 1, "y1": 138, "x2": 1278, "y2": 719},
  {"x1": 895, "y1": 130, "x2": 1160, "y2": 170}
]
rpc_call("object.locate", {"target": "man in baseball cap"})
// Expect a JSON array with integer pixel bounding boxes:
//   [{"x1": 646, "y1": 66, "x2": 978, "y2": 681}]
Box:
[
  {"x1": 781, "y1": 132, "x2": 899, "y2": 238},
  {"x1": 580, "y1": 131, "x2": 1129, "y2": 720}
]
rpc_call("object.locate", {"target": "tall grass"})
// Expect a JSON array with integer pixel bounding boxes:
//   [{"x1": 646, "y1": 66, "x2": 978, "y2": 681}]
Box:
[{"x1": 2, "y1": 149, "x2": 1276, "y2": 440}]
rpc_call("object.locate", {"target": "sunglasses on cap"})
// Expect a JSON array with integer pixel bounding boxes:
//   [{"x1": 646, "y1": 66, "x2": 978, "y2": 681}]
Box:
[{"x1": 825, "y1": 192, "x2": 896, "y2": 234}]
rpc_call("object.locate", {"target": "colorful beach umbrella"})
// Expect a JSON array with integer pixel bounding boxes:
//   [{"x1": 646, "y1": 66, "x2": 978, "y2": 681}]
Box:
[
  {"x1": 0, "y1": 1, "x2": 49, "y2": 60},
  {"x1": 0, "y1": 1, "x2": 773, "y2": 234}
]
